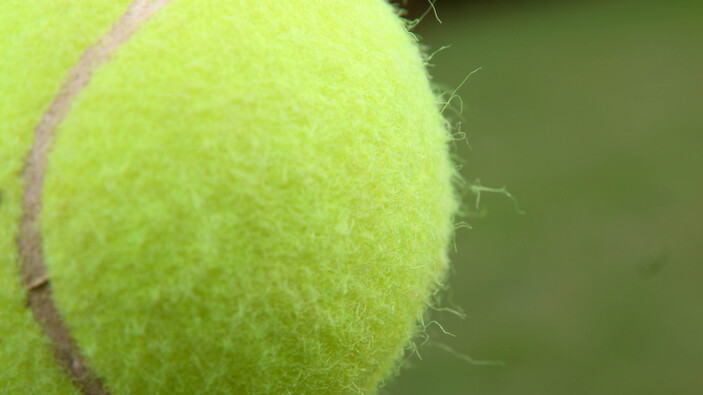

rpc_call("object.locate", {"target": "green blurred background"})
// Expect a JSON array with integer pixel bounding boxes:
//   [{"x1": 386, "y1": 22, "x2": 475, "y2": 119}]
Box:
[{"x1": 388, "y1": 1, "x2": 703, "y2": 394}]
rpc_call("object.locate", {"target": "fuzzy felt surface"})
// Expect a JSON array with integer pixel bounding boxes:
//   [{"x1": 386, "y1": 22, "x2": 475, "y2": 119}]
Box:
[
  {"x1": 0, "y1": 1, "x2": 132, "y2": 393},
  {"x1": 1, "y1": 0, "x2": 457, "y2": 393}
]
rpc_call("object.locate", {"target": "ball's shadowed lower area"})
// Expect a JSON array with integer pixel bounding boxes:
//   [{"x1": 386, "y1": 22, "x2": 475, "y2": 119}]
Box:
[{"x1": 0, "y1": 0, "x2": 457, "y2": 393}]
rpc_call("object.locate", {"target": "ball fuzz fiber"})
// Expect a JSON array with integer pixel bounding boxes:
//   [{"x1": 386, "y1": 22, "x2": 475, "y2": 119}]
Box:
[{"x1": 0, "y1": 0, "x2": 457, "y2": 393}]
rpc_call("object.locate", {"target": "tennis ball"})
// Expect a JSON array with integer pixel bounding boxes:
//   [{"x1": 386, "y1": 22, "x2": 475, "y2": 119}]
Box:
[{"x1": 0, "y1": 0, "x2": 457, "y2": 393}]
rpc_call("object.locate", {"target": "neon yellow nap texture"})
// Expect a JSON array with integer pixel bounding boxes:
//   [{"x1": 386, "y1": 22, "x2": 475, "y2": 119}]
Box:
[
  {"x1": 0, "y1": 1, "x2": 132, "y2": 393},
  {"x1": 2, "y1": 0, "x2": 457, "y2": 393}
]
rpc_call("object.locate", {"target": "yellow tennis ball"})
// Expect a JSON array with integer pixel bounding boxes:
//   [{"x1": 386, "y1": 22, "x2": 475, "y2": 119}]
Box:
[{"x1": 0, "y1": 0, "x2": 457, "y2": 393}]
